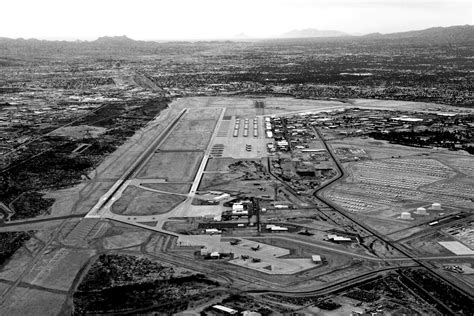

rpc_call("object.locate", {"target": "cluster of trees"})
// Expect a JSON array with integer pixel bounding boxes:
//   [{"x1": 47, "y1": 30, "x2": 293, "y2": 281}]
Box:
[
  {"x1": 345, "y1": 288, "x2": 380, "y2": 302},
  {"x1": 265, "y1": 294, "x2": 341, "y2": 311},
  {"x1": 78, "y1": 254, "x2": 172, "y2": 291},
  {"x1": 0, "y1": 231, "x2": 35, "y2": 266},
  {"x1": 10, "y1": 192, "x2": 54, "y2": 220},
  {"x1": 74, "y1": 254, "x2": 219, "y2": 314},
  {"x1": 0, "y1": 98, "x2": 170, "y2": 220},
  {"x1": 369, "y1": 130, "x2": 473, "y2": 154},
  {"x1": 400, "y1": 269, "x2": 474, "y2": 315}
]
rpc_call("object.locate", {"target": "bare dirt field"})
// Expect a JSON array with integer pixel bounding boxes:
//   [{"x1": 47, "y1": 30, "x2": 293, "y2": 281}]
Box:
[
  {"x1": 111, "y1": 186, "x2": 185, "y2": 216},
  {"x1": 137, "y1": 151, "x2": 202, "y2": 181},
  {"x1": 205, "y1": 158, "x2": 235, "y2": 171},
  {"x1": 160, "y1": 108, "x2": 220, "y2": 150},
  {"x1": 49, "y1": 124, "x2": 106, "y2": 139},
  {"x1": 103, "y1": 230, "x2": 152, "y2": 249},
  {"x1": 22, "y1": 248, "x2": 95, "y2": 291},
  {"x1": 139, "y1": 183, "x2": 191, "y2": 194},
  {"x1": 46, "y1": 180, "x2": 114, "y2": 216},
  {"x1": 0, "y1": 287, "x2": 66, "y2": 316},
  {"x1": 330, "y1": 137, "x2": 434, "y2": 160},
  {"x1": 403, "y1": 233, "x2": 456, "y2": 256}
]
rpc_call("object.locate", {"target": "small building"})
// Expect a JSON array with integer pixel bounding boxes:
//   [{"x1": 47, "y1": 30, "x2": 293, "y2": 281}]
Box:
[
  {"x1": 431, "y1": 203, "x2": 442, "y2": 211},
  {"x1": 400, "y1": 212, "x2": 413, "y2": 220},
  {"x1": 213, "y1": 305, "x2": 238, "y2": 315},
  {"x1": 232, "y1": 209, "x2": 249, "y2": 216},
  {"x1": 415, "y1": 207, "x2": 428, "y2": 215},
  {"x1": 266, "y1": 224, "x2": 288, "y2": 232},
  {"x1": 205, "y1": 228, "x2": 222, "y2": 235},
  {"x1": 200, "y1": 247, "x2": 209, "y2": 256},
  {"x1": 327, "y1": 234, "x2": 352, "y2": 242},
  {"x1": 242, "y1": 311, "x2": 262, "y2": 316},
  {"x1": 213, "y1": 193, "x2": 230, "y2": 201},
  {"x1": 232, "y1": 203, "x2": 244, "y2": 212},
  {"x1": 312, "y1": 255, "x2": 322, "y2": 263},
  {"x1": 210, "y1": 251, "x2": 220, "y2": 259}
]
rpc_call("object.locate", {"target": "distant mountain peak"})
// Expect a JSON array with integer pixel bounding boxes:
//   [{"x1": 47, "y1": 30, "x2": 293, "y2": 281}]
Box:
[
  {"x1": 94, "y1": 35, "x2": 136, "y2": 43},
  {"x1": 281, "y1": 28, "x2": 349, "y2": 38},
  {"x1": 234, "y1": 32, "x2": 250, "y2": 39},
  {"x1": 362, "y1": 25, "x2": 474, "y2": 42}
]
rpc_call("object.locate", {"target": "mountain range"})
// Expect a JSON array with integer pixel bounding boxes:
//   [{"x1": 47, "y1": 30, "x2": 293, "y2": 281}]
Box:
[
  {"x1": 0, "y1": 25, "x2": 472, "y2": 45},
  {"x1": 280, "y1": 29, "x2": 349, "y2": 38}
]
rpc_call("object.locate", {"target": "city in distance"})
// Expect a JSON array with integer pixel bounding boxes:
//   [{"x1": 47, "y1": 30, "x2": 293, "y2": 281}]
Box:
[{"x1": 0, "y1": 18, "x2": 473, "y2": 316}]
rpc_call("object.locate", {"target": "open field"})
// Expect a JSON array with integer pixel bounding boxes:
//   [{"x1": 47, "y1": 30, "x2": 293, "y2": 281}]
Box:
[
  {"x1": 199, "y1": 159, "x2": 270, "y2": 191},
  {"x1": 199, "y1": 173, "x2": 277, "y2": 200},
  {"x1": 443, "y1": 221, "x2": 474, "y2": 249},
  {"x1": 45, "y1": 180, "x2": 115, "y2": 216},
  {"x1": 329, "y1": 137, "x2": 440, "y2": 160},
  {"x1": 403, "y1": 232, "x2": 462, "y2": 256},
  {"x1": 439, "y1": 156, "x2": 474, "y2": 177},
  {"x1": 111, "y1": 186, "x2": 186, "y2": 216},
  {"x1": 204, "y1": 158, "x2": 236, "y2": 171},
  {"x1": 103, "y1": 230, "x2": 152, "y2": 249},
  {"x1": 139, "y1": 183, "x2": 191, "y2": 194},
  {"x1": 160, "y1": 108, "x2": 220, "y2": 150},
  {"x1": 49, "y1": 124, "x2": 107, "y2": 139},
  {"x1": 0, "y1": 287, "x2": 66, "y2": 316},
  {"x1": 200, "y1": 175, "x2": 277, "y2": 199},
  {"x1": 22, "y1": 248, "x2": 95, "y2": 291},
  {"x1": 137, "y1": 151, "x2": 202, "y2": 181}
]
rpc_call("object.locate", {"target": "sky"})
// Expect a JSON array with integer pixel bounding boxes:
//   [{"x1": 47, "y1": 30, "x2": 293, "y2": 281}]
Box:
[{"x1": 1, "y1": 0, "x2": 472, "y2": 40}]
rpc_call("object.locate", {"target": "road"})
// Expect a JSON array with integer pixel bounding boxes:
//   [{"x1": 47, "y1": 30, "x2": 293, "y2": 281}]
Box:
[{"x1": 246, "y1": 266, "x2": 405, "y2": 296}]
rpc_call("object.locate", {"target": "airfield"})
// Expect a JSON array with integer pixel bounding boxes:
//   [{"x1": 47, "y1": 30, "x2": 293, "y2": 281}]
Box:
[
  {"x1": 1, "y1": 96, "x2": 473, "y2": 314},
  {"x1": 81, "y1": 96, "x2": 473, "y2": 277}
]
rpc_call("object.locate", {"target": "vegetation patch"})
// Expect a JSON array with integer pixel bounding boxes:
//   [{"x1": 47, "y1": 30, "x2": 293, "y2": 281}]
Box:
[
  {"x1": 0, "y1": 231, "x2": 35, "y2": 267},
  {"x1": 10, "y1": 192, "x2": 55, "y2": 220},
  {"x1": 73, "y1": 254, "x2": 219, "y2": 314}
]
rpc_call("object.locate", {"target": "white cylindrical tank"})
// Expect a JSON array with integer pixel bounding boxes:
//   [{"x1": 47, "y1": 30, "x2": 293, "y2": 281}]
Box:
[
  {"x1": 415, "y1": 207, "x2": 428, "y2": 215},
  {"x1": 400, "y1": 212, "x2": 412, "y2": 220},
  {"x1": 431, "y1": 203, "x2": 442, "y2": 211}
]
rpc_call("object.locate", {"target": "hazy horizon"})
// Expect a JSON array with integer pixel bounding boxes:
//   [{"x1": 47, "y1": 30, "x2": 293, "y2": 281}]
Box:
[{"x1": 2, "y1": 0, "x2": 473, "y2": 41}]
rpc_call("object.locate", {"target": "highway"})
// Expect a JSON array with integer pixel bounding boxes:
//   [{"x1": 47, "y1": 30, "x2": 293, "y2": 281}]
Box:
[
  {"x1": 312, "y1": 126, "x2": 474, "y2": 301},
  {"x1": 245, "y1": 266, "x2": 407, "y2": 296}
]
